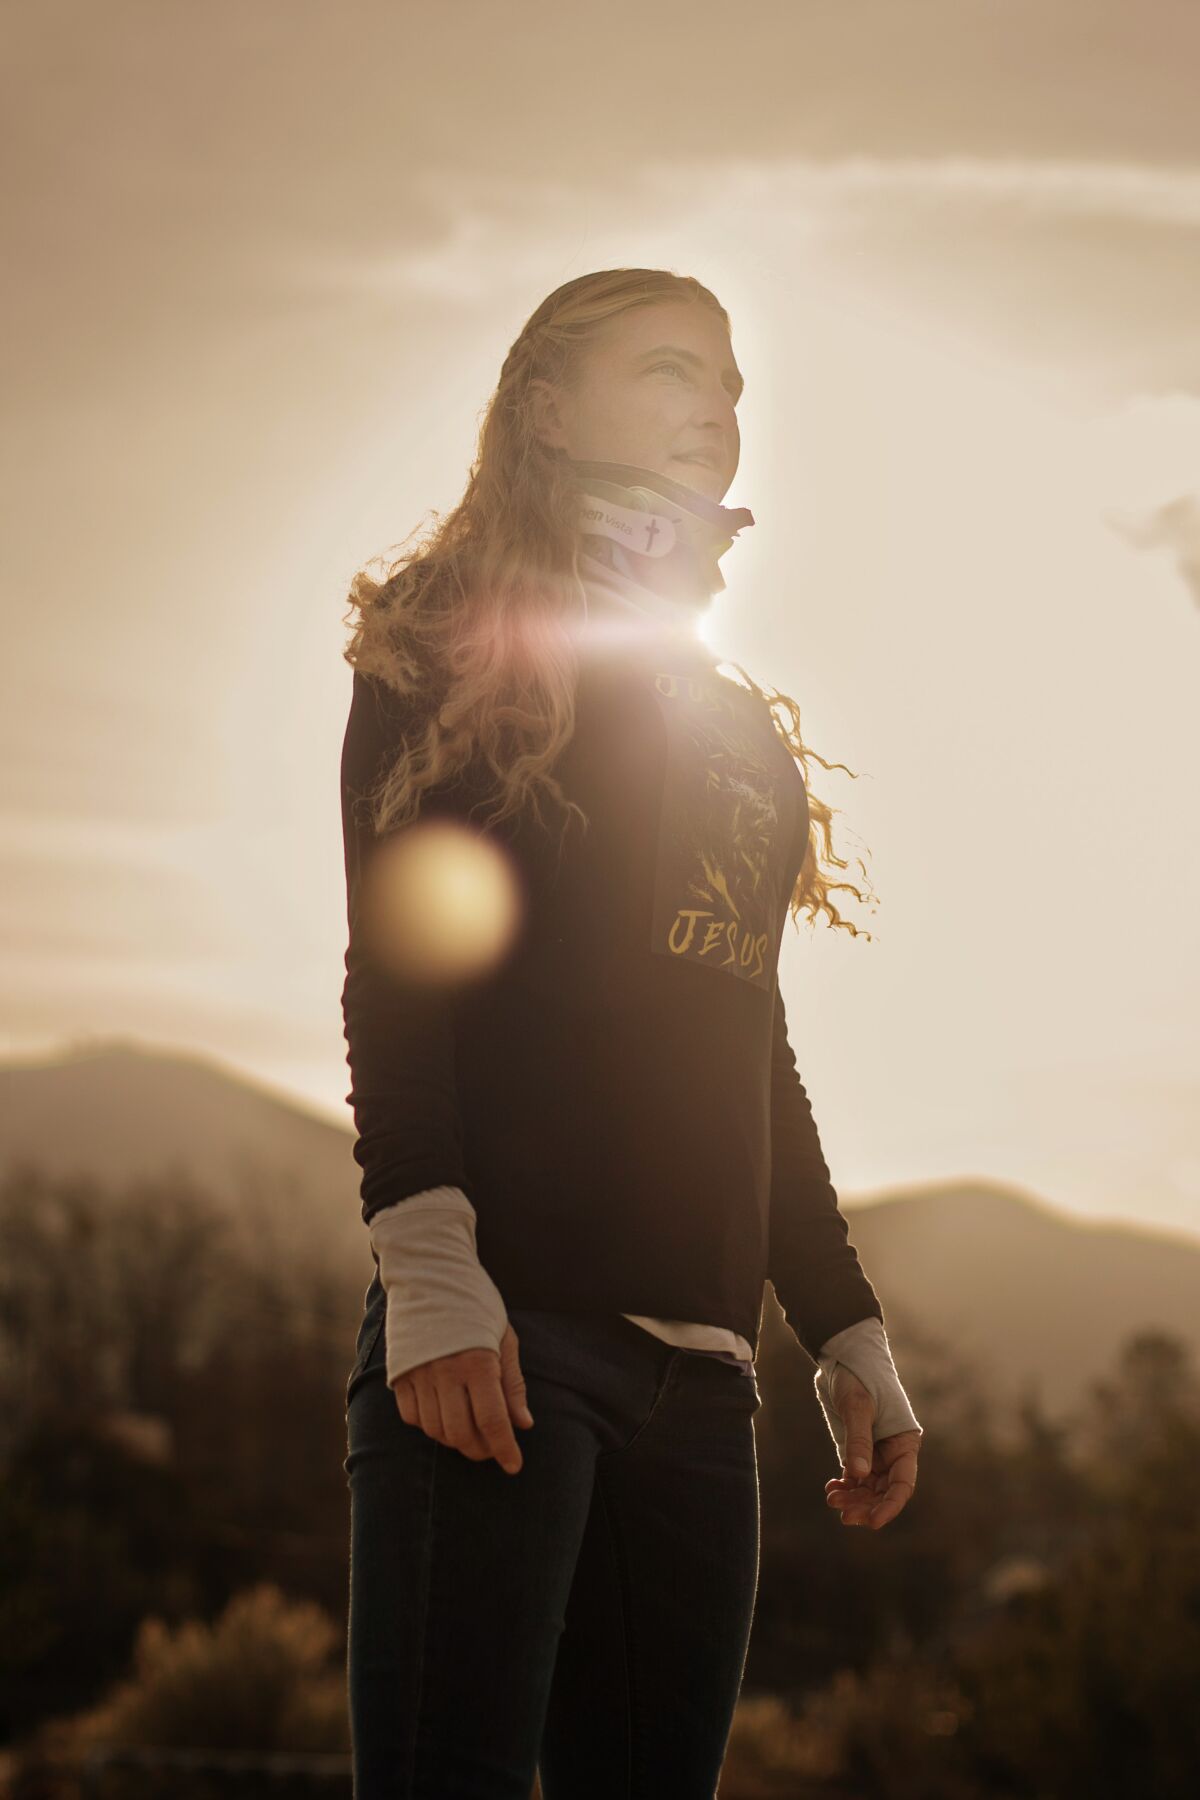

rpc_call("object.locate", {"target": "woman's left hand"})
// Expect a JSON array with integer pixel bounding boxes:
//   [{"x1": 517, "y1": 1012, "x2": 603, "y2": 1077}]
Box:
[{"x1": 823, "y1": 1364, "x2": 921, "y2": 1529}]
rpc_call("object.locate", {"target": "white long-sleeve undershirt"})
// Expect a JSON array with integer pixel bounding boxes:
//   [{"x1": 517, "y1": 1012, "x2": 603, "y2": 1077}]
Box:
[{"x1": 367, "y1": 1187, "x2": 922, "y2": 1456}]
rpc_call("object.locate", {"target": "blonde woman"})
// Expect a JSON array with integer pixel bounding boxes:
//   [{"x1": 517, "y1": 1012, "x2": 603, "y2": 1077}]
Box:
[{"x1": 339, "y1": 267, "x2": 922, "y2": 1798}]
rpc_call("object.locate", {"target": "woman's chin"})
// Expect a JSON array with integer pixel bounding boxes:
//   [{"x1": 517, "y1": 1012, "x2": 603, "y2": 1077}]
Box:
[{"x1": 669, "y1": 458, "x2": 721, "y2": 498}]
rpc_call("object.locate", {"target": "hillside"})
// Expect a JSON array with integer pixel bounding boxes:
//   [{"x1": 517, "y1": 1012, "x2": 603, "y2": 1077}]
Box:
[
  {"x1": 2, "y1": 1039, "x2": 1198, "y2": 1416},
  {"x1": 0, "y1": 1038, "x2": 368, "y2": 1285},
  {"x1": 846, "y1": 1179, "x2": 1200, "y2": 1415}
]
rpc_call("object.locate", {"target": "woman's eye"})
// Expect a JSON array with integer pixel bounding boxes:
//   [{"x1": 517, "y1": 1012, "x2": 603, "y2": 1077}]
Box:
[{"x1": 654, "y1": 361, "x2": 687, "y2": 378}]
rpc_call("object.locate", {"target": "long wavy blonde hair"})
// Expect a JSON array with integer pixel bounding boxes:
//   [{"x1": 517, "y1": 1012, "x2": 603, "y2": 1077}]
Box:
[{"x1": 342, "y1": 267, "x2": 876, "y2": 939}]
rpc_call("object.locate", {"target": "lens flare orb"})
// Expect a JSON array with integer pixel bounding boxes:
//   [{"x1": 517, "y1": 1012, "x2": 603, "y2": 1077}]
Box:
[{"x1": 361, "y1": 819, "x2": 522, "y2": 989}]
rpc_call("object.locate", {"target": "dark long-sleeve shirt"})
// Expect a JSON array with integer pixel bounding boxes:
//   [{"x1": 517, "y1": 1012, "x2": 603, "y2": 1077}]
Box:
[{"x1": 339, "y1": 580, "x2": 884, "y2": 1360}]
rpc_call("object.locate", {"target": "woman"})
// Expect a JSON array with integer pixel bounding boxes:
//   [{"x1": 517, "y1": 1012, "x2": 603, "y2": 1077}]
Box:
[{"x1": 339, "y1": 268, "x2": 923, "y2": 1798}]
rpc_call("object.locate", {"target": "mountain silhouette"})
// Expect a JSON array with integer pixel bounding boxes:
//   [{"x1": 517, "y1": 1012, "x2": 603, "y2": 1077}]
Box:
[{"x1": 2, "y1": 1038, "x2": 1196, "y2": 1415}]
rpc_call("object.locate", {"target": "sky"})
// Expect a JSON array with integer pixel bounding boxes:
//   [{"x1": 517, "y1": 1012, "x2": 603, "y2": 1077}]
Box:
[{"x1": 3, "y1": 0, "x2": 1199, "y2": 1237}]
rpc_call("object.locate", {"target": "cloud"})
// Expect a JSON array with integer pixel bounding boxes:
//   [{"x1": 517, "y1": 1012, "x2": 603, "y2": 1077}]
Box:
[
  {"x1": 1107, "y1": 492, "x2": 1200, "y2": 609},
  {"x1": 291, "y1": 156, "x2": 1200, "y2": 302}
]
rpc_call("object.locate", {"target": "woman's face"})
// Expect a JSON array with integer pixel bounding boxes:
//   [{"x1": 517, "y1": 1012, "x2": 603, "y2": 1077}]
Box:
[{"x1": 530, "y1": 298, "x2": 743, "y2": 504}]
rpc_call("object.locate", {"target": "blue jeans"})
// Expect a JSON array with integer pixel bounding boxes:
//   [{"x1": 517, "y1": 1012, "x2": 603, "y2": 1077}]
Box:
[{"x1": 343, "y1": 1272, "x2": 763, "y2": 1798}]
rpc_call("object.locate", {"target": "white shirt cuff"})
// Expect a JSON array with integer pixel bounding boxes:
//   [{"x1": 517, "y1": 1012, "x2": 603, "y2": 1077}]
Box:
[
  {"x1": 813, "y1": 1315, "x2": 923, "y2": 1461},
  {"x1": 368, "y1": 1186, "x2": 509, "y2": 1386}
]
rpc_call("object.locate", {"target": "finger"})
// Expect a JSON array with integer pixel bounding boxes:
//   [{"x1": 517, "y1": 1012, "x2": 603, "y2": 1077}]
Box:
[
  {"x1": 862, "y1": 1494, "x2": 909, "y2": 1529},
  {"x1": 497, "y1": 1325, "x2": 535, "y2": 1430},
  {"x1": 833, "y1": 1389, "x2": 875, "y2": 1464},
  {"x1": 827, "y1": 1467, "x2": 882, "y2": 1498},
  {"x1": 864, "y1": 1496, "x2": 908, "y2": 1529},
  {"x1": 437, "y1": 1381, "x2": 491, "y2": 1462},
  {"x1": 857, "y1": 1473, "x2": 915, "y2": 1529},
  {"x1": 842, "y1": 1435, "x2": 875, "y2": 1481},
  {"x1": 875, "y1": 1455, "x2": 918, "y2": 1502},
  {"x1": 839, "y1": 1484, "x2": 888, "y2": 1526},
  {"x1": 413, "y1": 1377, "x2": 446, "y2": 1444},
  {"x1": 828, "y1": 1468, "x2": 887, "y2": 1520},
  {"x1": 469, "y1": 1370, "x2": 524, "y2": 1474},
  {"x1": 827, "y1": 1480, "x2": 876, "y2": 1504},
  {"x1": 502, "y1": 1358, "x2": 534, "y2": 1429},
  {"x1": 391, "y1": 1375, "x2": 420, "y2": 1428},
  {"x1": 827, "y1": 1491, "x2": 869, "y2": 1518}
]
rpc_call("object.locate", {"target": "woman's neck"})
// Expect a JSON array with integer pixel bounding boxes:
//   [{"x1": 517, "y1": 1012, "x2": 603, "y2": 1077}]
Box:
[{"x1": 573, "y1": 542, "x2": 715, "y2": 662}]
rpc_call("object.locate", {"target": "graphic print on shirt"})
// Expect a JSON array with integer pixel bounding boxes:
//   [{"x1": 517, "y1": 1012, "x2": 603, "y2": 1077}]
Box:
[{"x1": 648, "y1": 666, "x2": 805, "y2": 990}]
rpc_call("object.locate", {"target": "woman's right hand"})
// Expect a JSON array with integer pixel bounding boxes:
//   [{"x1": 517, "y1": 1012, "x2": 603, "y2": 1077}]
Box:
[{"x1": 390, "y1": 1321, "x2": 534, "y2": 1475}]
